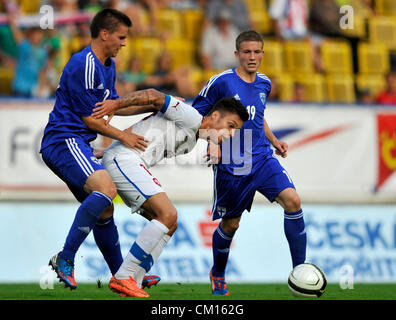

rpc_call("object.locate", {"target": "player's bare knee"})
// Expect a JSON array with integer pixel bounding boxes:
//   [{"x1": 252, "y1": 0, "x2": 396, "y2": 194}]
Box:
[
  {"x1": 86, "y1": 170, "x2": 117, "y2": 199},
  {"x1": 284, "y1": 194, "x2": 301, "y2": 212},
  {"x1": 221, "y1": 218, "x2": 240, "y2": 234},
  {"x1": 100, "y1": 177, "x2": 117, "y2": 199},
  {"x1": 95, "y1": 183, "x2": 117, "y2": 200},
  {"x1": 99, "y1": 175, "x2": 117, "y2": 199},
  {"x1": 156, "y1": 206, "x2": 177, "y2": 229}
]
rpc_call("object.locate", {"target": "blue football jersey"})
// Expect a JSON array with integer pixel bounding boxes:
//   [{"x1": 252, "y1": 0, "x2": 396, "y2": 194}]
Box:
[
  {"x1": 40, "y1": 45, "x2": 119, "y2": 151},
  {"x1": 192, "y1": 68, "x2": 272, "y2": 175}
]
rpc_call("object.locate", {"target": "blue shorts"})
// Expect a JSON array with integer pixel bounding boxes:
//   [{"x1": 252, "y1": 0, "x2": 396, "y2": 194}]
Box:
[
  {"x1": 211, "y1": 156, "x2": 295, "y2": 220},
  {"x1": 41, "y1": 137, "x2": 104, "y2": 203}
]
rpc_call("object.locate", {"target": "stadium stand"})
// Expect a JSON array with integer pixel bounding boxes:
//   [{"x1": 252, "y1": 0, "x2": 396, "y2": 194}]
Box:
[
  {"x1": 356, "y1": 73, "x2": 386, "y2": 98},
  {"x1": 18, "y1": 0, "x2": 41, "y2": 14},
  {"x1": 320, "y1": 39, "x2": 353, "y2": 75},
  {"x1": 294, "y1": 73, "x2": 327, "y2": 103},
  {"x1": 130, "y1": 37, "x2": 162, "y2": 74},
  {"x1": 368, "y1": 16, "x2": 396, "y2": 50},
  {"x1": 326, "y1": 73, "x2": 356, "y2": 103},
  {"x1": 283, "y1": 41, "x2": 315, "y2": 75},
  {"x1": 0, "y1": 0, "x2": 395, "y2": 104},
  {"x1": 274, "y1": 73, "x2": 295, "y2": 102},
  {"x1": 375, "y1": 0, "x2": 396, "y2": 16},
  {"x1": 259, "y1": 39, "x2": 284, "y2": 77},
  {"x1": 358, "y1": 42, "x2": 390, "y2": 75},
  {"x1": 182, "y1": 8, "x2": 204, "y2": 43},
  {"x1": 164, "y1": 38, "x2": 194, "y2": 69},
  {"x1": 158, "y1": 8, "x2": 183, "y2": 39},
  {"x1": 340, "y1": 14, "x2": 367, "y2": 39}
]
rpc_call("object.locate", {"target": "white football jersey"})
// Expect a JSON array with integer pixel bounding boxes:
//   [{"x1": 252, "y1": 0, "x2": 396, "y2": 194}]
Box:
[{"x1": 105, "y1": 95, "x2": 203, "y2": 168}]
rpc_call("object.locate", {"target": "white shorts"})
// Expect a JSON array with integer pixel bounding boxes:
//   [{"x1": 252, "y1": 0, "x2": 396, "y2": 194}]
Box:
[{"x1": 102, "y1": 151, "x2": 164, "y2": 213}]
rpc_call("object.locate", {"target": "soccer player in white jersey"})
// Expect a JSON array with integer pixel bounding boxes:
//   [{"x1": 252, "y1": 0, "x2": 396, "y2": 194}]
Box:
[{"x1": 92, "y1": 88, "x2": 249, "y2": 297}]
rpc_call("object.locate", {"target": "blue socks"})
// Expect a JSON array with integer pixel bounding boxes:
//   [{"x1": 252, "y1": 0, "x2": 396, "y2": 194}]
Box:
[
  {"x1": 211, "y1": 209, "x2": 306, "y2": 278},
  {"x1": 60, "y1": 191, "x2": 112, "y2": 261},
  {"x1": 93, "y1": 216, "x2": 123, "y2": 275},
  {"x1": 212, "y1": 223, "x2": 234, "y2": 278},
  {"x1": 284, "y1": 209, "x2": 306, "y2": 267}
]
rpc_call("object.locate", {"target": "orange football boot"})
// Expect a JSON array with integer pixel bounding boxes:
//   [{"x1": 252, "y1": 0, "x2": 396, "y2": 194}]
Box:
[{"x1": 109, "y1": 276, "x2": 150, "y2": 298}]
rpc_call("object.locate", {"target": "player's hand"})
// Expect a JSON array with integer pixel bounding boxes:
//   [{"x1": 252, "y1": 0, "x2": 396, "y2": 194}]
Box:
[
  {"x1": 92, "y1": 100, "x2": 119, "y2": 124},
  {"x1": 121, "y1": 131, "x2": 149, "y2": 152},
  {"x1": 174, "y1": 96, "x2": 185, "y2": 102},
  {"x1": 93, "y1": 148, "x2": 105, "y2": 159},
  {"x1": 205, "y1": 141, "x2": 221, "y2": 166},
  {"x1": 274, "y1": 141, "x2": 288, "y2": 158}
]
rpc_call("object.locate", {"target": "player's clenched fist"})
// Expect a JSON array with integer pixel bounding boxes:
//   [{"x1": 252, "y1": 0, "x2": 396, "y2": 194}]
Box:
[{"x1": 273, "y1": 141, "x2": 288, "y2": 158}]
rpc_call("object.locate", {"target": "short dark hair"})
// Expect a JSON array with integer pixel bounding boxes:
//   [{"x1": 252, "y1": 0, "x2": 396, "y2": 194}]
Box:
[
  {"x1": 90, "y1": 8, "x2": 132, "y2": 38},
  {"x1": 235, "y1": 30, "x2": 263, "y2": 51},
  {"x1": 207, "y1": 97, "x2": 249, "y2": 122}
]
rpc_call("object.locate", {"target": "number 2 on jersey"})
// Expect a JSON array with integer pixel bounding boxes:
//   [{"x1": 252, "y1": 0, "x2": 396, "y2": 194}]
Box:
[
  {"x1": 103, "y1": 89, "x2": 110, "y2": 101},
  {"x1": 246, "y1": 105, "x2": 256, "y2": 120}
]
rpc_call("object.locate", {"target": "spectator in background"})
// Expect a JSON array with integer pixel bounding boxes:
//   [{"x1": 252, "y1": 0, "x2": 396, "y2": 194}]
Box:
[
  {"x1": 48, "y1": 0, "x2": 78, "y2": 12},
  {"x1": 0, "y1": 27, "x2": 17, "y2": 68},
  {"x1": 376, "y1": 72, "x2": 396, "y2": 105},
  {"x1": 270, "y1": 0, "x2": 308, "y2": 41},
  {"x1": 309, "y1": 0, "x2": 343, "y2": 39},
  {"x1": 0, "y1": 0, "x2": 18, "y2": 68},
  {"x1": 41, "y1": 28, "x2": 62, "y2": 71},
  {"x1": 142, "y1": 51, "x2": 197, "y2": 98},
  {"x1": 269, "y1": 0, "x2": 323, "y2": 73},
  {"x1": 78, "y1": 0, "x2": 104, "y2": 13},
  {"x1": 268, "y1": 77, "x2": 280, "y2": 102},
  {"x1": 344, "y1": 0, "x2": 374, "y2": 17},
  {"x1": 117, "y1": 56, "x2": 147, "y2": 95},
  {"x1": 7, "y1": 10, "x2": 47, "y2": 97},
  {"x1": 70, "y1": 21, "x2": 92, "y2": 54},
  {"x1": 357, "y1": 88, "x2": 373, "y2": 105},
  {"x1": 292, "y1": 82, "x2": 305, "y2": 102},
  {"x1": 111, "y1": 0, "x2": 159, "y2": 36},
  {"x1": 200, "y1": 8, "x2": 239, "y2": 71},
  {"x1": 142, "y1": 52, "x2": 178, "y2": 95},
  {"x1": 204, "y1": 0, "x2": 251, "y2": 32},
  {"x1": 309, "y1": 0, "x2": 360, "y2": 74},
  {"x1": 36, "y1": 47, "x2": 59, "y2": 98}
]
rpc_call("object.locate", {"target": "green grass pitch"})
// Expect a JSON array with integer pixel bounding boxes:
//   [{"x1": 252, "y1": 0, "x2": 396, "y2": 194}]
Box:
[{"x1": 1, "y1": 282, "x2": 396, "y2": 300}]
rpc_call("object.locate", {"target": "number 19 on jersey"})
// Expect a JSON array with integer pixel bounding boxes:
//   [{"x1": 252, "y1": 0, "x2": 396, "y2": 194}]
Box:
[{"x1": 246, "y1": 105, "x2": 256, "y2": 120}]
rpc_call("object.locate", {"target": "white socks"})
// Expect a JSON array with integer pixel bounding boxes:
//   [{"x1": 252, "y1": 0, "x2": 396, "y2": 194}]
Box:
[
  {"x1": 115, "y1": 219, "x2": 169, "y2": 280},
  {"x1": 134, "y1": 234, "x2": 171, "y2": 287}
]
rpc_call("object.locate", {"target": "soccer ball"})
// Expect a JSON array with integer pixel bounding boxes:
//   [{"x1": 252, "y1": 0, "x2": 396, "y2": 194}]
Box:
[{"x1": 288, "y1": 263, "x2": 327, "y2": 298}]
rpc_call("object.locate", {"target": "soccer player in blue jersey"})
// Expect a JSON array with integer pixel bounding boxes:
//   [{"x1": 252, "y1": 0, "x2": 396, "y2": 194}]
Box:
[
  {"x1": 39, "y1": 8, "x2": 149, "y2": 290},
  {"x1": 192, "y1": 30, "x2": 306, "y2": 295}
]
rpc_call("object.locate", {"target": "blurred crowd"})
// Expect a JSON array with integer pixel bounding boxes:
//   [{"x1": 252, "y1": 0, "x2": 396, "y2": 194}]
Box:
[{"x1": 0, "y1": 0, "x2": 395, "y2": 105}]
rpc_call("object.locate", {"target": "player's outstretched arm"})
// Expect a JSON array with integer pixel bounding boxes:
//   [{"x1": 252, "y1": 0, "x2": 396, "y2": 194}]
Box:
[
  {"x1": 92, "y1": 89, "x2": 167, "y2": 123},
  {"x1": 83, "y1": 116, "x2": 148, "y2": 152}
]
